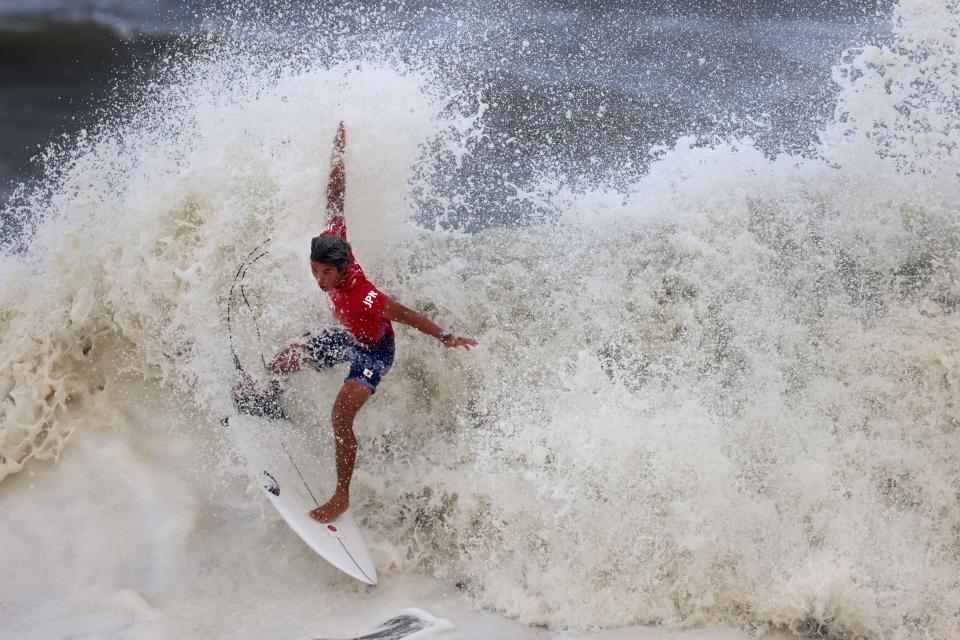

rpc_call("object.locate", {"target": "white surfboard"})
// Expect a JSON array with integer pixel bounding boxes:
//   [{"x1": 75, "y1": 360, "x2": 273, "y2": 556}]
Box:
[{"x1": 228, "y1": 413, "x2": 378, "y2": 585}]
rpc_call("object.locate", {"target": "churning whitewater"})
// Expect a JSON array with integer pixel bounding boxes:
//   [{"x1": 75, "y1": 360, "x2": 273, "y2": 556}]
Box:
[{"x1": 1, "y1": 1, "x2": 959, "y2": 639}]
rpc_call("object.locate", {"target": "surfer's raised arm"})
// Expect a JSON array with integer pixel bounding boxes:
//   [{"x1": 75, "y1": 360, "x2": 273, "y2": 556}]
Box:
[{"x1": 324, "y1": 121, "x2": 347, "y2": 235}]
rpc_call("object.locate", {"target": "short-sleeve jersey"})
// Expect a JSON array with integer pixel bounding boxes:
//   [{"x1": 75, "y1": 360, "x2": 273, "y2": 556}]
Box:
[{"x1": 322, "y1": 217, "x2": 393, "y2": 345}]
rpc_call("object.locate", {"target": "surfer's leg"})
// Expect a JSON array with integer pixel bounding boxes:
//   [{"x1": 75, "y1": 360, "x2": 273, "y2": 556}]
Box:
[
  {"x1": 265, "y1": 343, "x2": 314, "y2": 375},
  {"x1": 309, "y1": 379, "x2": 371, "y2": 523}
]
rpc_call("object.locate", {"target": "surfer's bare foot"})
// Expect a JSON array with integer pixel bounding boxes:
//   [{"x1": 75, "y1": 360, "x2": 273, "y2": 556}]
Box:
[{"x1": 309, "y1": 492, "x2": 349, "y2": 523}]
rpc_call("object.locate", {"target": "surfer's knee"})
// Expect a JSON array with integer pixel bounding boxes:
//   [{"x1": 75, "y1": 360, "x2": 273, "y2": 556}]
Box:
[
  {"x1": 268, "y1": 343, "x2": 312, "y2": 375},
  {"x1": 331, "y1": 407, "x2": 359, "y2": 436},
  {"x1": 328, "y1": 381, "x2": 369, "y2": 439},
  {"x1": 335, "y1": 379, "x2": 372, "y2": 408}
]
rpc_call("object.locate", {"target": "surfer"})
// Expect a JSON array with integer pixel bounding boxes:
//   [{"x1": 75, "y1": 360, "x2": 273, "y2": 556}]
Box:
[{"x1": 257, "y1": 122, "x2": 477, "y2": 524}]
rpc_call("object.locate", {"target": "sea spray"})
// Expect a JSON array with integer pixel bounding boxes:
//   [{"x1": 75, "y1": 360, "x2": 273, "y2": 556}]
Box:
[
  {"x1": 1, "y1": 2, "x2": 959, "y2": 638},
  {"x1": 0, "y1": 48, "x2": 472, "y2": 479},
  {"x1": 356, "y1": 2, "x2": 959, "y2": 636}
]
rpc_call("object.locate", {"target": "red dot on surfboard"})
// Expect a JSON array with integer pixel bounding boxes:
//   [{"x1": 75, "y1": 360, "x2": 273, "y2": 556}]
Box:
[{"x1": 327, "y1": 525, "x2": 338, "y2": 532}]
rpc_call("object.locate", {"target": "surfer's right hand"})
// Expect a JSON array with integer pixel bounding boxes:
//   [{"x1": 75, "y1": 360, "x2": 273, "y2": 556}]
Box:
[
  {"x1": 331, "y1": 121, "x2": 346, "y2": 164},
  {"x1": 441, "y1": 335, "x2": 478, "y2": 351}
]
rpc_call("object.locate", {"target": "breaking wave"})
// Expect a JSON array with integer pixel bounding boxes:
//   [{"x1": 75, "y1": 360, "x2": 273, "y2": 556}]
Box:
[{"x1": 1, "y1": 1, "x2": 958, "y2": 638}]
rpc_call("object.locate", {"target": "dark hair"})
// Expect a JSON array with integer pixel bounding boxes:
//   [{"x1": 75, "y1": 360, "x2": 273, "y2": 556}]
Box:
[{"x1": 310, "y1": 235, "x2": 353, "y2": 272}]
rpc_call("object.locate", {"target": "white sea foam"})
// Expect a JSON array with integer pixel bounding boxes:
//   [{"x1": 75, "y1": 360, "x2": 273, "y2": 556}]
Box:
[{"x1": 2, "y1": 1, "x2": 959, "y2": 638}]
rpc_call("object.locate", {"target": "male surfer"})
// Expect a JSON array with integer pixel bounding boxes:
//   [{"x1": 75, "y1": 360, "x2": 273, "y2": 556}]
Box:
[{"x1": 253, "y1": 122, "x2": 476, "y2": 524}]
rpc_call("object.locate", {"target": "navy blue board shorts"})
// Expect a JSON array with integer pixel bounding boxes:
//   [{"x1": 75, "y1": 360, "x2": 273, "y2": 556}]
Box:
[{"x1": 304, "y1": 329, "x2": 395, "y2": 394}]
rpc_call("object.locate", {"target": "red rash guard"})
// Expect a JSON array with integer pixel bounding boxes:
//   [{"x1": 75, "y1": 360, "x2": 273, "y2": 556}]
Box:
[{"x1": 322, "y1": 217, "x2": 393, "y2": 345}]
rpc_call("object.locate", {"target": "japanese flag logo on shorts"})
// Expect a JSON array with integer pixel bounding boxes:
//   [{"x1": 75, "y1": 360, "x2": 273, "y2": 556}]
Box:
[{"x1": 363, "y1": 368, "x2": 374, "y2": 379}]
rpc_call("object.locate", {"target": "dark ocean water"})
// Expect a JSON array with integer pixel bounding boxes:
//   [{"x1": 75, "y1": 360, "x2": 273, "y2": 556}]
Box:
[{"x1": 0, "y1": 0, "x2": 891, "y2": 207}]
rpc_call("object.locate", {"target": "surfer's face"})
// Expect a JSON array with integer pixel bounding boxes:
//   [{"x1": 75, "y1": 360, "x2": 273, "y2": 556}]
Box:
[{"x1": 311, "y1": 260, "x2": 341, "y2": 292}]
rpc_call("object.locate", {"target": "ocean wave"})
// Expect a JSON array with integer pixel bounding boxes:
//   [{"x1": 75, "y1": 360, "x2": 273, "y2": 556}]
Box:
[
  {"x1": 1, "y1": 0, "x2": 958, "y2": 638},
  {"x1": 0, "y1": 0, "x2": 194, "y2": 38}
]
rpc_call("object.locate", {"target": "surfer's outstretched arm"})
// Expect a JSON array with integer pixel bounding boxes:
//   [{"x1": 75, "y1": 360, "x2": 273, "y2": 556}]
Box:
[
  {"x1": 325, "y1": 121, "x2": 347, "y2": 228},
  {"x1": 382, "y1": 298, "x2": 478, "y2": 350}
]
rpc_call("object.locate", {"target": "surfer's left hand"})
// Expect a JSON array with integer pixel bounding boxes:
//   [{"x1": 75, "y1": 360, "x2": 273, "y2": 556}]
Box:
[{"x1": 441, "y1": 335, "x2": 478, "y2": 351}]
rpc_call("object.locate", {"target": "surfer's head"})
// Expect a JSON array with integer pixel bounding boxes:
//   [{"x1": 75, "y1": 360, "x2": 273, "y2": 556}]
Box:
[{"x1": 310, "y1": 235, "x2": 352, "y2": 291}]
